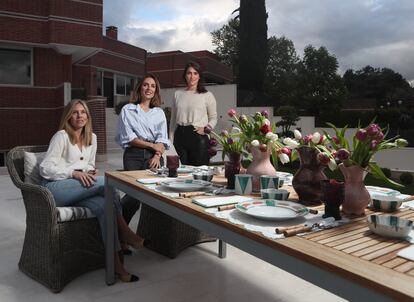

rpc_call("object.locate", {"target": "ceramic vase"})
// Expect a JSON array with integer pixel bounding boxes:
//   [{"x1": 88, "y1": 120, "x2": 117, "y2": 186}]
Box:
[
  {"x1": 292, "y1": 146, "x2": 327, "y2": 205},
  {"x1": 246, "y1": 146, "x2": 276, "y2": 192},
  {"x1": 339, "y1": 164, "x2": 371, "y2": 216},
  {"x1": 224, "y1": 152, "x2": 242, "y2": 189}
]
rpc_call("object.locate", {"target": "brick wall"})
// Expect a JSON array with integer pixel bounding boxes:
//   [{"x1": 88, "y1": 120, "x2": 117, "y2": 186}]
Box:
[
  {"x1": 88, "y1": 52, "x2": 145, "y2": 76},
  {"x1": 34, "y1": 48, "x2": 72, "y2": 86},
  {"x1": 0, "y1": 86, "x2": 64, "y2": 150},
  {"x1": 86, "y1": 97, "x2": 106, "y2": 155}
]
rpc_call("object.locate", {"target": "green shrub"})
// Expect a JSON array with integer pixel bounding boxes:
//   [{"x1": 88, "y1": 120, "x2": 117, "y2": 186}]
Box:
[
  {"x1": 400, "y1": 172, "x2": 413, "y2": 185},
  {"x1": 381, "y1": 168, "x2": 392, "y2": 178}
]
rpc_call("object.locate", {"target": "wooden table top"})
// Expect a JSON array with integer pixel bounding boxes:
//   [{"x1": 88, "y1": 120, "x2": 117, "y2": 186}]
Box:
[{"x1": 106, "y1": 170, "x2": 414, "y2": 301}]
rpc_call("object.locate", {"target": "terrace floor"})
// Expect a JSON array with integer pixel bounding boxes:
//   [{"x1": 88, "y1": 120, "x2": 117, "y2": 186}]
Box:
[{"x1": 0, "y1": 151, "x2": 345, "y2": 302}]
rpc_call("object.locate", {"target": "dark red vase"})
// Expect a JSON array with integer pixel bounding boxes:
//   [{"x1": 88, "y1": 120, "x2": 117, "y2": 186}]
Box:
[
  {"x1": 292, "y1": 146, "x2": 327, "y2": 205},
  {"x1": 225, "y1": 152, "x2": 242, "y2": 189}
]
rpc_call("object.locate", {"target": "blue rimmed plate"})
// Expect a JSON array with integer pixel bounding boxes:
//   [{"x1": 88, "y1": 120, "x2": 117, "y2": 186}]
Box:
[
  {"x1": 159, "y1": 179, "x2": 211, "y2": 192},
  {"x1": 236, "y1": 199, "x2": 309, "y2": 221}
]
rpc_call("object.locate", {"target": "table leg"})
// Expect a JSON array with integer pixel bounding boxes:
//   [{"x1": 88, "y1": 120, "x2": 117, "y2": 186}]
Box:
[
  {"x1": 218, "y1": 240, "x2": 227, "y2": 258},
  {"x1": 105, "y1": 177, "x2": 115, "y2": 285}
]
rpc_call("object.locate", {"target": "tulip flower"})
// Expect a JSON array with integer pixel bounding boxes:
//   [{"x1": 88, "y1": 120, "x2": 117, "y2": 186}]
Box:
[
  {"x1": 270, "y1": 133, "x2": 279, "y2": 141},
  {"x1": 254, "y1": 112, "x2": 262, "y2": 120},
  {"x1": 265, "y1": 132, "x2": 274, "y2": 139},
  {"x1": 370, "y1": 140, "x2": 378, "y2": 150},
  {"x1": 260, "y1": 123, "x2": 272, "y2": 134},
  {"x1": 251, "y1": 140, "x2": 260, "y2": 147},
  {"x1": 278, "y1": 153, "x2": 290, "y2": 164},
  {"x1": 332, "y1": 136, "x2": 340, "y2": 144},
  {"x1": 374, "y1": 131, "x2": 384, "y2": 141},
  {"x1": 281, "y1": 147, "x2": 292, "y2": 157},
  {"x1": 303, "y1": 134, "x2": 313, "y2": 144},
  {"x1": 239, "y1": 114, "x2": 248, "y2": 123},
  {"x1": 366, "y1": 124, "x2": 380, "y2": 136},
  {"x1": 208, "y1": 138, "x2": 217, "y2": 146},
  {"x1": 336, "y1": 148, "x2": 350, "y2": 161},
  {"x1": 396, "y1": 138, "x2": 408, "y2": 147},
  {"x1": 227, "y1": 137, "x2": 234, "y2": 145},
  {"x1": 231, "y1": 126, "x2": 242, "y2": 133},
  {"x1": 208, "y1": 147, "x2": 217, "y2": 157},
  {"x1": 283, "y1": 137, "x2": 300, "y2": 149},
  {"x1": 312, "y1": 132, "x2": 321, "y2": 144},
  {"x1": 355, "y1": 129, "x2": 367, "y2": 141},
  {"x1": 294, "y1": 129, "x2": 302, "y2": 140},
  {"x1": 319, "y1": 135, "x2": 327, "y2": 144},
  {"x1": 227, "y1": 108, "x2": 236, "y2": 118},
  {"x1": 317, "y1": 152, "x2": 331, "y2": 165},
  {"x1": 261, "y1": 110, "x2": 269, "y2": 118},
  {"x1": 328, "y1": 158, "x2": 337, "y2": 171},
  {"x1": 221, "y1": 129, "x2": 229, "y2": 137}
]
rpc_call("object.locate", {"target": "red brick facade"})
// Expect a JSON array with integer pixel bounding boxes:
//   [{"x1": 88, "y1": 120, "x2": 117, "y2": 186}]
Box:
[{"x1": 0, "y1": 0, "x2": 145, "y2": 156}]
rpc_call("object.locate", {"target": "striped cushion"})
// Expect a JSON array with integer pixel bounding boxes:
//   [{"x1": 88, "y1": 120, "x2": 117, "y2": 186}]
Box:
[{"x1": 56, "y1": 206, "x2": 96, "y2": 222}]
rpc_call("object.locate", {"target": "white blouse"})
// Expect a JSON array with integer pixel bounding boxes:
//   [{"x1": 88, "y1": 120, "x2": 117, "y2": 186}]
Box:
[{"x1": 40, "y1": 130, "x2": 97, "y2": 180}]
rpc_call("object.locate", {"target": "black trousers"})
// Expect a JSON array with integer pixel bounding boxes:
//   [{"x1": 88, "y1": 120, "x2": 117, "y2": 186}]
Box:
[
  {"x1": 173, "y1": 125, "x2": 209, "y2": 166},
  {"x1": 121, "y1": 146, "x2": 164, "y2": 224}
]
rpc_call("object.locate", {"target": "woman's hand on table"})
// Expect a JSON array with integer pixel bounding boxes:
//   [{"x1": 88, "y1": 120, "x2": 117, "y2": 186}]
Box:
[
  {"x1": 72, "y1": 170, "x2": 97, "y2": 187},
  {"x1": 149, "y1": 154, "x2": 161, "y2": 169}
]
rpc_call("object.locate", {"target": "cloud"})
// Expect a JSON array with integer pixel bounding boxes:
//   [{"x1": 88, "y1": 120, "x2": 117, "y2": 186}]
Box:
[{"x1": 103, "y1": 0, "x2": 414, "y2": 81}]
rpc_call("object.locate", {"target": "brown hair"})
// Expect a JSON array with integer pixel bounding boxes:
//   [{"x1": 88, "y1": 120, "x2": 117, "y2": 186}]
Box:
[
  {"x1": 59, "y1": 99, "x2": 93, "y2": 146},
  {"x1": 132, "y1": 73, "x2": 162, "y2": 107},
  {"x1": 182, "y1": 61, "x2": 207, "y2": 93}
]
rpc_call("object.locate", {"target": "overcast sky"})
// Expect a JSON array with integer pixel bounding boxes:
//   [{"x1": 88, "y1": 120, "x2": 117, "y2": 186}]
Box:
[{"x1": 103, "y1": 0, "x2": 414, "y2": 82}]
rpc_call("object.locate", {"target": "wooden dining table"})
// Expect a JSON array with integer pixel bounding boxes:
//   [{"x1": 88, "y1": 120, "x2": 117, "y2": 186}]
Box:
[{"x1": 104, "y1": 170, "x2": 414, "y2": 301}]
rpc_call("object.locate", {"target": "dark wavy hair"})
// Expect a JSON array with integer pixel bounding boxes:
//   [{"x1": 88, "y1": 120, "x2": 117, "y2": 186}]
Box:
[
  {"x1": 132, "y1": 73, "x2": 162, "y2": 108},
  {"x1": 182, "y1": 61, "x2": 207, "y2": 93}
]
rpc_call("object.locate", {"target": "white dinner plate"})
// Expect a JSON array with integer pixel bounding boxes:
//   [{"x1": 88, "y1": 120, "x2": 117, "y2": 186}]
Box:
[
  {"x1": 236, "y1": 199, "x2": 309, "y2": 221},
  {"x1": 159, "y1": 179, "x2": 211, "y2": 192}
]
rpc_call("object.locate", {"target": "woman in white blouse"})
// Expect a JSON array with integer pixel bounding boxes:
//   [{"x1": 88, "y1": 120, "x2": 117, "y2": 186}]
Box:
[
  {"x1": 169, "y1": 61, "x2": 217, "y2": 165},
  {"x1": 40, "y1": 99, "x2": 144, "y2": 283}
]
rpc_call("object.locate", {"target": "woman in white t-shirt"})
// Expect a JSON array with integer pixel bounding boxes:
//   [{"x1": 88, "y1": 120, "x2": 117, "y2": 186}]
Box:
[
  {"x1": 169, "y1": 61, "x2": 217, "y2": 165},
  {"x1": 40, "y1": 99, "x2": 144, "y2": 283}
]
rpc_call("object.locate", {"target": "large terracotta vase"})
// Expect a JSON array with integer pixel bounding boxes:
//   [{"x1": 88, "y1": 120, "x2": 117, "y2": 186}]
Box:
[
  {"x1": 246, "y1": 146, "x2": 276, "y2": 192},
  {"x1": 224, "y1": 152, "x2": 242, "y2": 189},
  {"x1": 292, "y1": 146, "x2": 327, "y2": 205},
  {"x1": 339, "y1": 164, "x2": 371, "y2": 216}
]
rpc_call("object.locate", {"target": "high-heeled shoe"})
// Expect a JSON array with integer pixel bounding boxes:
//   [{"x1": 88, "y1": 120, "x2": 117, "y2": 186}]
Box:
[
  {"x1": 116, "y1": 273, "x2": 139, "y2": 283},
  {"x1": 128, "y1": 238, "x2": 151, "y2": 250}
]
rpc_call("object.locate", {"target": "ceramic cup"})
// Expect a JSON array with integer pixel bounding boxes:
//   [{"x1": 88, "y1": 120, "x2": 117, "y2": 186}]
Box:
[
  {"x1": 235, "y1": 174, "x2": 253, "y2": 195},
  {"x1": 260, "y1": 188, "x2": 290, "y2": 200},
  {"x1": 260, "y1": 175, "x2": 283, "y2": 190}
]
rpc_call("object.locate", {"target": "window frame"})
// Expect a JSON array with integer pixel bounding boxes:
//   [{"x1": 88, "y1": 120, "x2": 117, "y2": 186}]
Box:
[
  {"x1": 0, "y1": 45, "x2": 33, "y2": 87},
  {"x1": 114, "y1": 73, "x2": 136, "y2": 96}
]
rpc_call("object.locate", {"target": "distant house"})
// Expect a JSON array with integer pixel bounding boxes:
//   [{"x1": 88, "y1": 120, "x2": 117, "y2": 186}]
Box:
[{"x1": 147, "y1": 50, "x2": 233, "y2": 88}]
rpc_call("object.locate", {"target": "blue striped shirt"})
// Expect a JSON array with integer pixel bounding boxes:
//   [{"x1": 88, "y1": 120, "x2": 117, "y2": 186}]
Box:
[{"x1": 115, "y1": 103, "x2": 171, "y2": 149}]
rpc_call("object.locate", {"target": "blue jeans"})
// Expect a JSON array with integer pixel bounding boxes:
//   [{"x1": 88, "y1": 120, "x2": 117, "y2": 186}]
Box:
[{"x1": 42, "y1": 176, "x2": 121, "y2": 251}]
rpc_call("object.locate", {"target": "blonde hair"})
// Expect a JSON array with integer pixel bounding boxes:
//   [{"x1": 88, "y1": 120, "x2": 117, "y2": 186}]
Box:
[{"x1": 59, "y1": 99, "x2": 93, "y2": 146}]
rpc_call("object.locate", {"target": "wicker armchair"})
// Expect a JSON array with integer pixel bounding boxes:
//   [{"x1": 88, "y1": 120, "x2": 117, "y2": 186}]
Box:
[
  {"x1": 137, "y1": 203, "x2": 216, "y2": 258},
  {"x1": 6, "y1": 146, "x2": 104, "y2": 293}
]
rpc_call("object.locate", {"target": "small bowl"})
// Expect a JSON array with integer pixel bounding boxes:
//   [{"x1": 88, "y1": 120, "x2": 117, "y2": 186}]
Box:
[
  {"x1": 192, "y1": 171, "x2": 214, "y2": 182},
  {"x1": 367, "y1": 215, "x2": 413, "y2": 239},
  {"x1": 260, "y1": 188, "x2": 290, "y2": 200},
  {"x1": 370, "y1": 194, "x2": 405, "y2": 212}
]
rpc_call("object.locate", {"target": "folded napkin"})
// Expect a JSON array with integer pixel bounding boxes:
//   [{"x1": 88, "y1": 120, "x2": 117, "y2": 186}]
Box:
[
  {"x1": 192, "y1": 195, "x2": 253, "y2": 208},
  {"x1": 137, "y1": 175, "x2": 191, "y2": 184},
  {"x1": 397, "y1": 239, "x2": 414, "y2": 261}
]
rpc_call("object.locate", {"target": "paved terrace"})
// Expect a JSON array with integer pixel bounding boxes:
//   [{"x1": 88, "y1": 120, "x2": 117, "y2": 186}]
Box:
[{"x1": 0, "y1": 150, "x2": 346, "y2": 302}]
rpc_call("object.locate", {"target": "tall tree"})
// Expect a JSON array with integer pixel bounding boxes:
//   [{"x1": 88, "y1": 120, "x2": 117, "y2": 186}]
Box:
[
  {"x1": 264, "y1": 36, "x2": 300, "y2": 105},
  {"x1": 238, "y1": 0, "x2": 268, "y2": 91},
  {"x1": 294, "y1": 45, "x2": 347, "y2": 115},
  {"x1": 211, "y1": 18, "x2": 240, "y2": 82}
]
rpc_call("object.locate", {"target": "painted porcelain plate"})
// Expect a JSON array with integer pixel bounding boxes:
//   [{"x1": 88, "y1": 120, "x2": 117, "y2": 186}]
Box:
[
  {"x1": 236, "y1": 199, "x2": 309, "y2": 221},
  {"x1": 159, "y1": 179, "x2": 211, "y2": 192}
]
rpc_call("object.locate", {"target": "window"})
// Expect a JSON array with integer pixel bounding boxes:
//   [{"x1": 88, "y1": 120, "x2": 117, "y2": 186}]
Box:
[
  {"x1": 96, "y1": 70, "x2": 103, "y2": 96},
  {"x1": 0, "y1": 48, "x2": 31, "y2": 85},
  {"x1": 115, "y1": 74, "x2": 135, "y2": 95}
]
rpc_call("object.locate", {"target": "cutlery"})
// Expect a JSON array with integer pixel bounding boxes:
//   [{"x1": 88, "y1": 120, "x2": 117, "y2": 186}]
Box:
[{"x1": 218, "y1": 204, "x2": 236, "y2": 211}]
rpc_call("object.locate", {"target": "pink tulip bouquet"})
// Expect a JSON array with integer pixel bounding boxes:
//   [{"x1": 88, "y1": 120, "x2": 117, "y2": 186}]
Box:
[
  {"x1": 210, "y1": 109, "x2": 290, "y2": 164},
  {"x1": 326, "y1": 122, "x2": 408, "y2": 187},
  {"x1": 283, "y1": 129, "x2": 337, "y2": 170}
]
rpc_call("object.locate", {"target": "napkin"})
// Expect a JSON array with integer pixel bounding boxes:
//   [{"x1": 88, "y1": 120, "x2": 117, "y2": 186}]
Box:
[
  {"x1": 137, "y1": 175, "x2": 190, "y2": 184},
  {"x1": 192, "y1": 195, "x2": 253, "y2": 208},
  {"x1": 397, "y1": 241, "x2": 414, "y2": 261}
]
